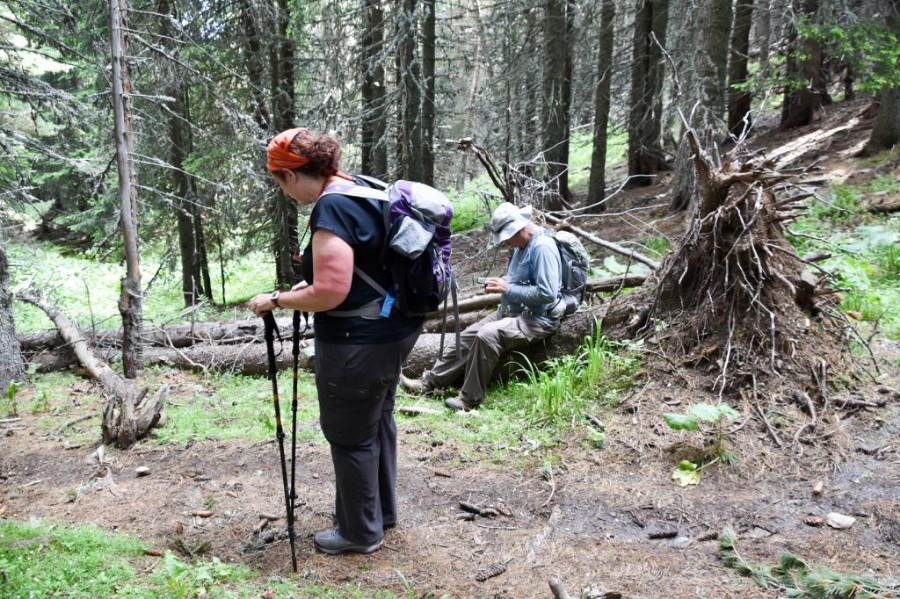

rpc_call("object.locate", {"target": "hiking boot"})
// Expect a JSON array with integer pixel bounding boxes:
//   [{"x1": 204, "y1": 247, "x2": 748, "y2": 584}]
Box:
[
  {"x1": 313, "y1": 528, "x2": 383, "y2": 555},
  {"x1": 399, "y1": 373, "x2": 432, "y2": 394},
  {"x1": 444, "y1": 396, "x2": 475, "y2": 412}
]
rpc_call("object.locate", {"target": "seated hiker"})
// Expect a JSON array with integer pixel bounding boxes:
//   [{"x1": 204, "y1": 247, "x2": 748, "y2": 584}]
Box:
[{"x1": 400, "y1": 202, "x2": 562, "y2": 411}]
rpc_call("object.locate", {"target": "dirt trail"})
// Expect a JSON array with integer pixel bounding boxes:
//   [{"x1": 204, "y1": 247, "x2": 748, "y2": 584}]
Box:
[{"x1": 2, "y1": 374, "x2": 898, "y2": 598}]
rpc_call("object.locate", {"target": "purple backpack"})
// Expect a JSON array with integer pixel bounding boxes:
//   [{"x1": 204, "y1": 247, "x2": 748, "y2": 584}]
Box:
[{"x1": 324, "y1": 177, "x2": 455, "y2": 317}]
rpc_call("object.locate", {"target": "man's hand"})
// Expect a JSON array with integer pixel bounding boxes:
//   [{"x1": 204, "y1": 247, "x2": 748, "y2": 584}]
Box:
[{"x1": 484, "y1": 277, "x2": 509, "y2": 294}]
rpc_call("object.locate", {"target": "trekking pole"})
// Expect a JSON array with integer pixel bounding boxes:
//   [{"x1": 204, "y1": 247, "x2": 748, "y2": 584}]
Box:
[
  {"x1": 262, "y1": 311, "x2": 298, "y2": 573},
  {"x1": 289, "y1": 310, "x2": 302, "y2": 550}
]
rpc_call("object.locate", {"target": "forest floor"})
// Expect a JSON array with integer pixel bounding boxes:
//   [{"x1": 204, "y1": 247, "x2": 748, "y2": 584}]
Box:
[{"x1": 2, "y1": 99, "x2": 900, "y2": 598}]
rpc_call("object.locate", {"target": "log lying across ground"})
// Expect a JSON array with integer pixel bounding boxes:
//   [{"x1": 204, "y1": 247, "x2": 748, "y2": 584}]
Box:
[
  {"x1": 21, "y1": 274, "x2": 648, "y2": 377},
  {"x1": 18, "y1": 293, "x2": 169, "y2": 448}
]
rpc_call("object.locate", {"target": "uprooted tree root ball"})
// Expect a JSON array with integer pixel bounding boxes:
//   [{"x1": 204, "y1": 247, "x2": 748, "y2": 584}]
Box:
[{"x1": 600, "y1": 132, "x2": 870, "y2": 444}]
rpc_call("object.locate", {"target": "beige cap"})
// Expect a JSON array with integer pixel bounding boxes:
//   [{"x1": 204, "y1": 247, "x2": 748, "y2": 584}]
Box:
[{"x1": 490, "y1": 202, "x2": 532, "y2": 245}]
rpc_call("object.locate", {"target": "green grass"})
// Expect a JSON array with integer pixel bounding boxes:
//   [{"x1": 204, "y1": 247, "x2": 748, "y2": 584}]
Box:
[
  {"x1": 639, "y1": 236, "x2": 671, "y2": 260},
  {"x1": 154, "y1": 370, "x2": 322, "y2": 445},
  {"x1": 786, "y1": 179, "x2": 900, "y2": 340},
  {"x1": 393, "y1": 332, "x2": 640, "y2": 465},
  {"x1": 0, "y1": 520, "x2": 145, "y2": 598},
  {"x1": 18, "y1": 367, "x2": 325, "y2": 446},
  {"x1": 7, "y1": 239, "x2": 273, "y2": 334},
  {"x1": 0, "y1": 520, "x2": 415, "y2": 598},
  {"x1": 567, "y1": 129, "x2": 628, "y2": 189},
  {"x1": 514, "y1": 328, "x2": 642, "y2": 427}
]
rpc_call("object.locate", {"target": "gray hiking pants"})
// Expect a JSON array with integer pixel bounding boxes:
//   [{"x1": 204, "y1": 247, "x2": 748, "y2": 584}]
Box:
[
  {"x1": 314, "y1": 330, "x2": 420, "y2": 545},
  {"x1": 425, "y1": 310, "x2": 557, "y2": 406}
]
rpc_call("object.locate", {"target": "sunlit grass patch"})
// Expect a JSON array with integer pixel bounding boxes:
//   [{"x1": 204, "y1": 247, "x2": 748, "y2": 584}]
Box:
[
  {"x1": 0, "y1": 520, "x2": 400, "y2": 598},
  {"x1": 154, "y1": 370, "x2": 322, "y2": 445},
  {"x1": 7, "y1": 237, "x2": 274, "y2": 333}
]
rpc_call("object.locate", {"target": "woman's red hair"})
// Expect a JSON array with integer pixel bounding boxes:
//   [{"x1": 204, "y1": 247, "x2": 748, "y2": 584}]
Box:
[{"x1": 266, "y1": 128, "x2": 341, "y2": 178}]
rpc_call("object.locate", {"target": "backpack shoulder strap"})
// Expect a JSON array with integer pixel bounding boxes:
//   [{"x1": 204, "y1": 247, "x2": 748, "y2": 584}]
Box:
[
  {"x1": 319, "y1": 180, "x2": 394, "y2": 315},
  {"x1": 323, "y1": 183, "x2": 389, "y2": 202},
  {"x1": 354, "y1": 174, "x2": 390, "y2": 190}
]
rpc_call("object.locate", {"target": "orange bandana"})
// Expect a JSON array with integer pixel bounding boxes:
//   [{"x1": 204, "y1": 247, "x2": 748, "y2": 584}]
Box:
[{"x1": 266, "y1": 128, "x2": 310, "y2": 171}]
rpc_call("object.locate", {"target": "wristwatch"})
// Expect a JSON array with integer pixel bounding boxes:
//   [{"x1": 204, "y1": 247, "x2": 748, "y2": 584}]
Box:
[{"x1": 270, "y1": 290, "x2": 281, "y2": 308}]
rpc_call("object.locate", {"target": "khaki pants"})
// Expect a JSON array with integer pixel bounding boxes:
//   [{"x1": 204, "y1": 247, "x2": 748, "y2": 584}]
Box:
[{"x1": 425, "y1": 311, "x2": 557, "y2": 406}]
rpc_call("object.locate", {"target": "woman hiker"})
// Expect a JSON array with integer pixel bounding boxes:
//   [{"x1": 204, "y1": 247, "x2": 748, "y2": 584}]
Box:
[{"x1": 248, "y1": 128, "x2": 423, "y2": 555}]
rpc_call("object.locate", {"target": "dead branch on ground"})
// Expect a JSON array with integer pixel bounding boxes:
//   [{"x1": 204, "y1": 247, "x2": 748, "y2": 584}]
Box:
[{"x1": 17, "y1": 293, "x2": 168, "y2": 448}]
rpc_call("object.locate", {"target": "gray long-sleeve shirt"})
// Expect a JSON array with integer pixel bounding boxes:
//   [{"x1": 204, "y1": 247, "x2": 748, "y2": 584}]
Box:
[{"x1": 500, "y1": 229, "x2": 562, "y2": 325}]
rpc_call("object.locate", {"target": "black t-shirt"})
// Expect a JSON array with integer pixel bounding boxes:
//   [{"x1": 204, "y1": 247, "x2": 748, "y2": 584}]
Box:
[{"x1": 301, "y1": 176, "x2": 424, "y2": 344}]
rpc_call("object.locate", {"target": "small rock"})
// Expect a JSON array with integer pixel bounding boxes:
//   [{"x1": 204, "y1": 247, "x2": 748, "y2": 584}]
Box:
[
  {"x1": 804, "y1": 516, "x2": 825, "y2": 527},
  {"x1": 135, "y1": 466, "x2": 151, "y2": 477},
  {"x1": 826, "y1": 512, "x2": 856, "y2": 529},
  {"x1": 672, "y1": 536, "x2": 693, "y2": 549},
  {"x1": 812, "y1": 481, "x2": 824, "y2": 496}
]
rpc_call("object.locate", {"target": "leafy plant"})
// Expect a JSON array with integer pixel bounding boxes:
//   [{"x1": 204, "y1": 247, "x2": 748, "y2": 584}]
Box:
[
  {"x1": 517, "y1": 353, "x2": 581, "y2": 424},
  {"x1": 152, "y1": 370, "x2": 320, "y2": 445},
  {"x1": 808, "y1": 185, "x2": 864, "y2": 223},
  {"x1": 664, "y1": 402, "x2": 740, "y2": 485},
  {"x1": 798, "y1": 21, "x2": 900, "y2": 94},
  {"x1": 640, "y1": 236, "x2": 671, "y2": 260},
  {"x1": 4, "y1": 380, "x2": 22, "y2": 416},
  {"x1": 30, "y1": 390, "x2": 51, "y2": 414}
]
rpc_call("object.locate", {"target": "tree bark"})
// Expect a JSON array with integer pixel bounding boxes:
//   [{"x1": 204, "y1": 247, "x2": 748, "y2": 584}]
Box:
[
  {"x1": 109, "y1": 0, "x2": 143, "y2": 379},
  {"x1": 542, "y1": 0, "x2": 570, "y2": 209},
  {"x1": 702, "y1": 0, "x2": 732, "y2": 119},
  {"x1": 863, "y1": 2, "x2": 900, "y2": 153},
  {"x1": 270, "y1": 0, "x2": 298, "y2": 287},
  {"x1": 158, "y1": 0, "x2": 211, "y2": 307},
  {"x1": 396, "y1": 0, "x2": 422, "y2": 181},
  {"x1": 360, "y1": 0, "x2": 388, "y2": 179},
  {"x1": 669, "y1": 0, "x2": 728, "y2": 212},
  {"x1": 781, "y1": 0, "x2": 828, "y2": 129},
  {"x1": 421, "y1": 0, "x2": 436, "y2": 186},
  {"x1": 626, "y1": 0, "x2": 670, "y2": 187},
  {"x1": 240, "y1": 0, "x2": 271, "y2": 131},
  {"x1": 727, "y1": 0, "x2": 754, "y2": 138},
  {"x1": 587, "y1": 0, "x2": 615, "y2": 213},
  {"x1": 0, "y1": 242, "x2": 27, "y2": 394}
]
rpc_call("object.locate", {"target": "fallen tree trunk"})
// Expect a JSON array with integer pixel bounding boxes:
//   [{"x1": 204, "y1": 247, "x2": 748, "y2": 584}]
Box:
[
  {"x1": 23, "y1": 273, "x2": 650, "y2": 376},
  {"x1": 18, "y1": 317, "x2": 311, "y2": 354},
  {"x1": 17, "y1": 293, "x2": 169, "y2": 448}
]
